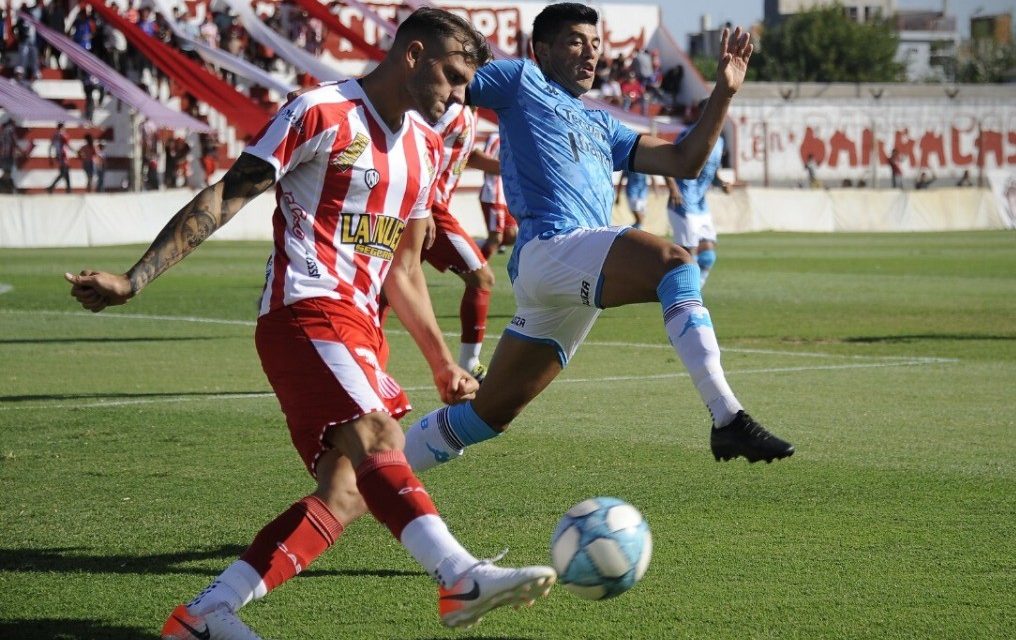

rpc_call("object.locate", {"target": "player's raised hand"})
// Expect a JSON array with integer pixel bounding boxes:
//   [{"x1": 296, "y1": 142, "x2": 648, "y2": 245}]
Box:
[
  {"x1": 434, "y1": 362, "x2": 479, "y2": 404},
  {"x1": 64, "y1": 270, "x2": 132, "y2": 313},
  {"x1": 715, "y1": 26, "x2": 753, "y2": 97}
]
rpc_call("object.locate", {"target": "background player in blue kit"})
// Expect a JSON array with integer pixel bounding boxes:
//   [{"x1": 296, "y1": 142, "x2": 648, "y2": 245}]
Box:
[
  {"x1": 667, "y1": 100, "x2": 731, "y2": 288},
  {"x1": 615, "y1": 168, "x2": 651, "y2": 230},
  {"x1": 405, "y1": 3, "x2": 794, "y2": 470}
]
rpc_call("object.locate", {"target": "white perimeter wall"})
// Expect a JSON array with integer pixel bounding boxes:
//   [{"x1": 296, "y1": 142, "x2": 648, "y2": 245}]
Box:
[{"x1": 0, "y1": 184, "x2": 1010, "y2": 249}]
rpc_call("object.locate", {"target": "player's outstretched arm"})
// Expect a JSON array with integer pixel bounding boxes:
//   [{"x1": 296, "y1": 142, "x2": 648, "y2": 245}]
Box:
[
  {"x1": 384, "y1": 217, "x2": 478, "y2": 405},
  {"x1": 65, "y1": 153, "x2": 276, "y2": 312},
  {"x1": 631, "y1": 27, "x2": 752, "y2": 179}
]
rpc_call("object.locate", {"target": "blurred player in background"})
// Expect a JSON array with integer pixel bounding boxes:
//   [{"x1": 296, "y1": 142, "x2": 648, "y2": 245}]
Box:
[
  {"x1": 65, "y1": 9, "x2": 554, "y2": 640},
  {"x1": 614, "y1": 168, "x2": 653, "y2": 230},
  {"x1": 404, "y1": 3, "x2": 794, "y2": 475},
  {"x1": 413, "y1": 102, "x2": 500, "y2": 381},
  {"x1": 478, "y1": 132, "x2": 517, "y2": 257},
  {"x1": 666, "y1": 100, "x2": 730, "y2": 288}
]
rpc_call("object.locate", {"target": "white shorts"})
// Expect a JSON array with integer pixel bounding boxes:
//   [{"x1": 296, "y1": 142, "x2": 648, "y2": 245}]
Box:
[
  {"x1": 668, "y1": 207, "x2": 717, "y2": 248},
  {"x1": 508, "y1": 226, "x2": 629, "y2": 366}
]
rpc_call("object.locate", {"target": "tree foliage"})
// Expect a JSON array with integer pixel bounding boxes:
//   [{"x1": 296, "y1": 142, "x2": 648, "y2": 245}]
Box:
[
  {"x1": 753, "y1": 4, "x2": 904, "y2": 82},
  {"x1": 956, "y1": 40, "x2": 1016, "y2": 83}
]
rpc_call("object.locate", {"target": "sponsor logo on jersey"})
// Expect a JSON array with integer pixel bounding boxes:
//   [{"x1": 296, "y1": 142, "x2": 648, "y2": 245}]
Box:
[
  {"x1": 364, "y1": 168, "x2": 381, "y2": 189},
  {"x1": 580, "y1": 280, "x2": 591, "y2": 306},
  {"x1": 279, "y1": 106, "x2": 303, "y2": 133},
  {"x1": 340, "y1": 212, "x2": 406, "y2": 261},
  {"x1": 281, "y1": 191, "x2": 309, "y2": 240},
  {"x1": 304, "y1": 255, "x2": 321, "y2": 279},
  {"x1": 332, "y1": 133, "x2": 370, "y2": 172},
  {"x1": 452, "y1": 156, "x2": 468, "y2": 177}
]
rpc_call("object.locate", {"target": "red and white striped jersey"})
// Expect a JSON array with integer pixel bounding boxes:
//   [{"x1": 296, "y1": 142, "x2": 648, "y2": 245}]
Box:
[
  {"x1": 244, "y1": 80, "x2": 442, "y2": 322},
  {"x1": 428, "y1": 102, "x2": 477, "y2": 208},
  {"x1": 478, "y1": 133, "x2": 506, "y2": 207}
]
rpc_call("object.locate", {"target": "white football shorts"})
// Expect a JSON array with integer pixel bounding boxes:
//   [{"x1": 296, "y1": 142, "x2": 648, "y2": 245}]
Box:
[
  {"x1": 507, "y1": 226, "x2": 629, "y2": 366},
  {"x1": 668, "y1": 207, "x2": 717, "y2": 248}
]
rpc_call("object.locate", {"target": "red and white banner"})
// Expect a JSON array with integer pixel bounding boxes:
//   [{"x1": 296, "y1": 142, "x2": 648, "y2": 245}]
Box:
[{"x1": 731, "y1": 102, "x2": 1016, "y2": 185}]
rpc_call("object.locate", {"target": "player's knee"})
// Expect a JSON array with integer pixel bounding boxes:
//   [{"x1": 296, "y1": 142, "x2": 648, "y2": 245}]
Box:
[
  {"x1": 656, "y1": 261, "x2": 703, "y2": 310},
  {"x1": 661, "y1": 243, "x2": 695, "y2": 271},
  {"x1": 476, "y1": 265, "x2": 496, "y2": 290},
  {"x1": 697, "y1": 249, "x2": 716, "y2": 270}
]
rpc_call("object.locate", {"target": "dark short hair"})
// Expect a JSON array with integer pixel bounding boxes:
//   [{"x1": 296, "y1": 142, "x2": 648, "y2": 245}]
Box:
[
  {"x1": 532, "y1": 3, "x2": 598, "y2": 47},
  {"x1": 394, "y1": 7, "x2": 491, "y2": 67}
]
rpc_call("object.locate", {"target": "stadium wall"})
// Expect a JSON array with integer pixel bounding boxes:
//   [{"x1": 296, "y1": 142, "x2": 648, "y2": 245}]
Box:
[{"x1": 1, "y1": 185, "x2": 1008, "y2": 249}]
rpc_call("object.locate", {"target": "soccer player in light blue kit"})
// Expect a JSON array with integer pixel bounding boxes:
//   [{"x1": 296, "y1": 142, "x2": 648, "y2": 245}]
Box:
[
  {"x1": 667, "y1": 100, "x2": 731, "y2": 287},
  {"x1": 405, "y1": 3, "x2": 793, "y2": 468}
]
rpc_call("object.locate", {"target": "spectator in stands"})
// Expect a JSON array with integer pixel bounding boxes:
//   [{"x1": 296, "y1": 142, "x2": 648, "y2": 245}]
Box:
[
  {"x1": 94, "y1": 140, "x2": 106, "y2": 192},
  {"x1": 914, "y1": 168, "x2": 936, "y2": 190},
  {"x1": 634, "y1": 47, "x2": 654, "y2": 86},
  {"x1": 46, "y1": 122, "x2": 72, "y2": 194},
  {"x1": 43, "y1": 0, "x2": 66, "y2": 70},
  {"x1": 619, "y1": 69, "x2": 644, "y2": 112},
  {"x1": 137, "y1": 7, "x2": 157, "y2": 37},
  {"x1": 12, "y1": 65, "x2": 33, "y2": 91},
  {"x1": 78, "y1": 133, "x2": 99, "y2": 192},
  {"x1": 598, "y1": 68, "x2": 623, "y2": 106},
  {"x1": 81, "y1": 71, "x2": 102, "y2": 121},
  {"x1": 198, "y1": 13, "x2": 219, "y2": 49},
  {"x1": 888, "y1": 147, "x2": 903, "y2": 189},
  {"x1": 15, "y1": 2, "x2": 42, "y2": 80},
  {"x1": 101, "y1": 18, "x2": 128, "y2": 75},
  {"x1": 956, "y1": 170, "x2": 973, "y2": 187},
  {"x1": 199, "y1": 132, "x2": 220, "y2": 187},
  {"x1": 70, "y1": 4, "x2": 97, "y2": 52},
  {"x1": 123, "y1": 0, "x2": 140, "y2": 25},
  {"x1": 224, "y1": 13, "x2": 246, "y2": 58},
  {"x1": 173, "y1": 7, "x2": 200, "y2": 60},
  {"x1": 0, "y1": 118, "x2": 27, "y2": 194}
]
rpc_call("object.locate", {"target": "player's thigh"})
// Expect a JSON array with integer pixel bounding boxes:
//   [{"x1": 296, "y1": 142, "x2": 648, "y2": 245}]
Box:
[
  {"x1": 599, "y1": 228, "x2": 692, "y2": 308},
  {"x1": 512, "y1": 226, "x2": 623, "y2": 310},
  {"x1": 422, "y1": 209, "x2": 486, "y2": 275},
  {"x1": 254, "y1": 300, "x2": 411, "y2": 477}
]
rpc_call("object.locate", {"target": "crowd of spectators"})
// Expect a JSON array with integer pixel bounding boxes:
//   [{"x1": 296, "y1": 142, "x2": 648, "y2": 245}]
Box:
[{"x1": 589, "y1": 46, "x2": 685, "y2": 117}]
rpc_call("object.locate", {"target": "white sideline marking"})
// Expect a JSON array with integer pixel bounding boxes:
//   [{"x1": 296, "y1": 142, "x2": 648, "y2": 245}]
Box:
[
  {"x1": 2, "y1": 309, "x2": 928, "y2": 361},
  {"x1": 0, "y1": 309, "x2": 958, "y2": 410}
]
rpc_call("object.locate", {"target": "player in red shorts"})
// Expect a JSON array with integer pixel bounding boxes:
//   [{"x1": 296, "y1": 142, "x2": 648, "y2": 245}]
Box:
[
  {"x1": 415, "y1": 102, "x2": 500, "y2": 381},
  {"x1": 478, "y1": 132, "x2": 517, "y2": 258},
  {"x1": 65, "y1": 9, "x2": 554, "y2": 640}
]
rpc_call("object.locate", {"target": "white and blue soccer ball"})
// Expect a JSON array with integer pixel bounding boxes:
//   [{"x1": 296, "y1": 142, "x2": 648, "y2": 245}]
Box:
[{"x1": 550, "y1": 497, "x2": 652, "y2": 600}]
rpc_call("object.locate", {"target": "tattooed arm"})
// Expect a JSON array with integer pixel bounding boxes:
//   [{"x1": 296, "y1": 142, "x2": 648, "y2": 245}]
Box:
[{"x1": 65, "y1": 153, "x2": 276, "y2": 312}]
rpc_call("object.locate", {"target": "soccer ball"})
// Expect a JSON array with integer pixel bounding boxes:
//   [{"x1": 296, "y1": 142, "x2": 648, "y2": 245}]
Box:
[{"x1": 550, "y1": 497, "x2": 652, "y2": 600}]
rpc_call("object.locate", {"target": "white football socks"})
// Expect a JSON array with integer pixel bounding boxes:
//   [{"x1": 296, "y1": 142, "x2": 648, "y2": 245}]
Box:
[
  {"x1": 187, "y1": 560, "x2": 266, "y2": 615},
  {"x1": 401, "y1": 514, "x2": 477, "y2": 588},
  {"x1": 404, "y1": 406, "x2": 464, "y2": 472},
  {"x1": 459, "y1": 342, "x2": 483, "y2": 371},
  {"x1": 664, "y1": 303, "x2": 742, "y2": 428}
]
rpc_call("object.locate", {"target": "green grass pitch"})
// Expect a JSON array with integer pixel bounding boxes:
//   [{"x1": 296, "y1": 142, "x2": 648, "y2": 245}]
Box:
[{"x1": 1, "y1": 231, "x2": 1014, "y2": 639}]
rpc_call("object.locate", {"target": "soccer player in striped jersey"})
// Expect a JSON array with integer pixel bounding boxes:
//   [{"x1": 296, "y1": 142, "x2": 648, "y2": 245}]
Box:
[
  {"x1": 412, "y1": 101, "x2": 500, "y2": 380},
  {"x1": 478, "y1": 133, "x2": 518, "y2": 258},
  {"x1": 404, "y1": 3, "x2": 794, "y2": 472},
  {"x1": 65, "y1": 9, "x2": 554, "y2": 640}
]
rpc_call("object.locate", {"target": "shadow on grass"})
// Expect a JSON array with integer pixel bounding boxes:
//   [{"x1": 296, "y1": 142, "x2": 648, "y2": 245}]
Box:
[
  {"x1": 0, "y1": 618, "x2": 159, "y2": 640},
  {"x1": 844, "y1": 333, "x2": 1015, "y2": 343},
  {"x1": 0, "y1": 545, "x2": 420, "y2": 579},
  {"x1": 0, "y1": 336, "x2": 225, "y2": 345},
  {"x1": 0, "y1": 390, "x2": 271, "y2": 403}
]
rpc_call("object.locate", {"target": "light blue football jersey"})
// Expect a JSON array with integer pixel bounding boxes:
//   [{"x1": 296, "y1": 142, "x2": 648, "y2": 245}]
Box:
[
  {"x1": 676, "y1": 137, "x2": 724, "y2": 215},
  {"x1": 468, "y1": 59, "x2": 640, "y2": 280}
]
